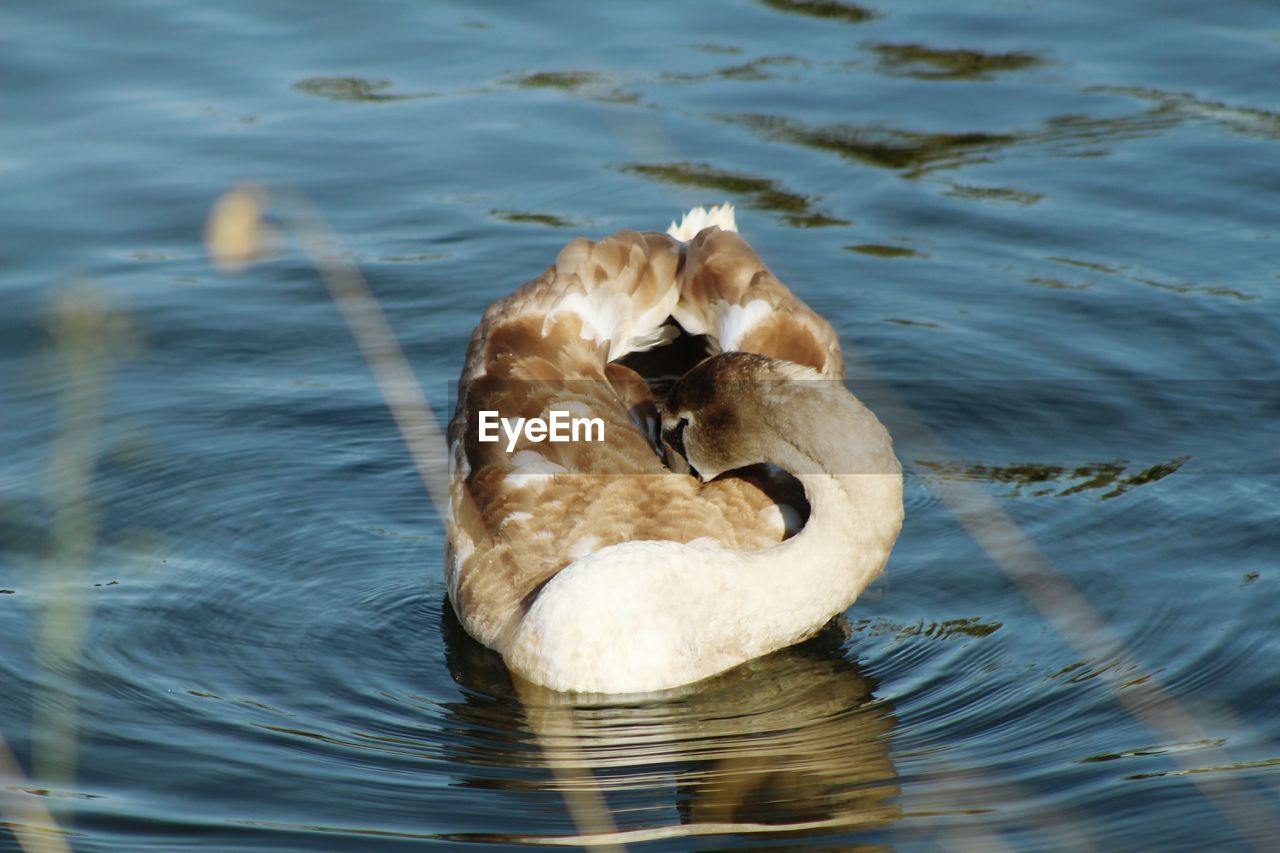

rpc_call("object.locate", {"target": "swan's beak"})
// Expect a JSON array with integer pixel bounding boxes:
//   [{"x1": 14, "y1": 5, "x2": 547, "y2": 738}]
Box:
[
  {"x1": 662, "y1": 435, "x2": 694, "y2": 477},
  {"x1": 662, "y1": 418, "x2": 701, "y2": 480}
]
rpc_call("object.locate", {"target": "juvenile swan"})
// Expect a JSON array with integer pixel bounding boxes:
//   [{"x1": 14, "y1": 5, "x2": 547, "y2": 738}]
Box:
[{"x1": 447, "y1": 206, "x2": 903, "y2": 693}]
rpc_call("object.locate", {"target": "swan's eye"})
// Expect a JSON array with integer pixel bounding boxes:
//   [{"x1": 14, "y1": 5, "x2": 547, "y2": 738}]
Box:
[{"x1": 665, "y1": 417, "x2": 689, "y2": 462}]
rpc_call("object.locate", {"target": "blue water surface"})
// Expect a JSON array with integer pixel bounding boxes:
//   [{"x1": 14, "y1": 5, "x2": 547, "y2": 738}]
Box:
[{"x1": 2, "y1": 0, "x2": 1279, "y2": 849}]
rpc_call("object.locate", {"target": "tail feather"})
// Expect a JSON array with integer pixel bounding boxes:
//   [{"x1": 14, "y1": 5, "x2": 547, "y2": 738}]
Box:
[{"x1": 667, "y1": 203, "x2": 737, "y2": 242}]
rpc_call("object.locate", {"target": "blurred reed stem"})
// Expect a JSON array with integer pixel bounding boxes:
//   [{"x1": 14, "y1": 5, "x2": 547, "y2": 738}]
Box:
[{"x1": 16, "y1": 287, "x2": 122, "y2": 846}]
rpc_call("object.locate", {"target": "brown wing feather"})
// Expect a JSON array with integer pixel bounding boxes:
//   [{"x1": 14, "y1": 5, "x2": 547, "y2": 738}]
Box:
[
  {"x1": 448, "y1": 228, "x2": 789, "y2": 649},
  {"x1": 674, "y1": 228, "x2": 844, "y2": 379}
]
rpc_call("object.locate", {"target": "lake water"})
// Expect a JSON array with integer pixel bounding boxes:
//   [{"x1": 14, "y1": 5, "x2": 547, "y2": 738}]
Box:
[{"x1": 2, "y1": 0, "x2": 1279, "y2": 849}]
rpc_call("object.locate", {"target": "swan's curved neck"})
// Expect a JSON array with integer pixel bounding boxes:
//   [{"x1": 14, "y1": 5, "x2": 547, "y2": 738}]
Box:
[{"x1": 731, "y1": 395, "x2": 903, "y2": 650}]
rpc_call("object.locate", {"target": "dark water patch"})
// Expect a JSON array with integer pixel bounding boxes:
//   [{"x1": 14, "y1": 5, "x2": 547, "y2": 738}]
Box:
[
  {"x1": 237, "y1": 697, "x2": 290, "y2": 714},
  {"x1": 1094, "y1": 85, "x2": 1280, "y2": 141},
  {"x1": 1046, "y1": 657, "x2": 1151, "y2": 686},
  {"x1": 943, "y1": 183, "x2": 1043, "y2": 206},
  {"x1": 1081, "y1": 738, "x2": 1226, "y2": 764},
  {"x1": 290, "y1": 77, "x2": 428, "y2": 103},
  {"x1": 854, "y1": 616, "x2": 1002, "y2": 640},
  {"x1": 489, "y1": 210, "x2": 576, "y2": 228},
  {"x1": 1033, "y1": 109, "x2": 1183, "y2": 156},
  {"x1": 506, "y1": 70, "x2": 638, "y2": 103},
  {"x1": 1131, "y1": 276, "x2": 1255, "y2": 302},
  {"x1": 870, "y1": 43, "x2": 1046, "y2": 80},
  {"x1": 726, "y1": 106, "x2": 1183, "y2": 176},
  {"x1": 689, "y1": 43, "x2": 746, "y2": 55},
  {"x1": 665, "y1": 54, "x2": 808, "y2": 83},
  {"x1": 509, "y1": 70, "x2": 603, "y2": 90},
  {"x1": 619, "y1": 161, "x2": 848, "y2": 227},
  {"x1": 847, "y1": 244, "x2": 927, "y2": 259},
  {"x1": 1124, "y1": 756, "x2": 1280, "y2": 781},
  {"x1": 1046, "y1": 256, "x2": 1256, "y2": 301},
  {"x1": 760, "y1": 0, "x2": 878, "y2": 23},
  {"x1": 10, "y1": 788, "x2": 105, "y2": 803},
  {"x1": 1026, "y1": 276, "x2": 1091, "y2": 291},
  {"x1": 1047, "y1": 256, "x2": 1124, "y2": 274},
  {"x1": 725, "y1": 113, "x2": 1017, "y2": 175},
  {"x1": 916, "y1": 457, "x2": 1190, "y2": 500},
  {"x1": 886, "y1": 317, "x2": 942, "y2": 328}
]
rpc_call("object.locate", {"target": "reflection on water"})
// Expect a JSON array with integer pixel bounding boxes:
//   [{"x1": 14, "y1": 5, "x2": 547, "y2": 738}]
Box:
[
  {"x1": 727, "y1": 113, "x2": 1019, "y2": 175},
  {"x1": 663, "y1": 54, "x2": 808, "y2": 84},
  {"x1": 441, "y1": 603, "x2": 900, "y2": 843},
  {"x1": 853, "y1": 616, "x2": 1001, "y2": 641},
  {"x1": 290, "y1": 76, "x2": 430, "y2": 103},
  {"x1": 870, "y1": 43, "x2": 1046, "y2": 81},
  {"x1": 918, "y1": 457, "x2": 1190, "y2": 500},
  {"x1": 619, "y1": 162, "x2": 847, "y2": 227},
  {"x1": 725, "y1": 108, "x2": 1182, "y2": 176},
  {"x1": 845, "y1": 244, "x2": 927, "y2": 259},
  {"x1": 1096, "y1": 85, "x2": 1280, "y2": 142},
  {"x1": 1046, "y1": 255, "x2": 1256, "y2": 301},
  {"x1": 942, "y1": 183, "x2": 1043, "y2": 207},
  {"x1": 489, "y1": 209, "x2": 578, "y2": 228},
  {"x1": 506, "y1": 71, "x2": 640, "y2": 105},
  {"x1": 759, "y1": 0, "x2": 877, "y2": 24}
]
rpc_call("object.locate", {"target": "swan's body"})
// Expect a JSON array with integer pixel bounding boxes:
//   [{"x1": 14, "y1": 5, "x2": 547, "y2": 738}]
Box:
[{"x1": 447, "y1": 207, "x2": 903, "y2": 693}]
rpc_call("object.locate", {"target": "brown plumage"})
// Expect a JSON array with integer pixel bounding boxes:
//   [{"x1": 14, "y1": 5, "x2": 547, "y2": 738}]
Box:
[
  {"x1": 447, "y1": 215, "x2": 843, "y2": 652},
  {"x1": 675, "y1": 228, "x2": 844, "y2": 379}
]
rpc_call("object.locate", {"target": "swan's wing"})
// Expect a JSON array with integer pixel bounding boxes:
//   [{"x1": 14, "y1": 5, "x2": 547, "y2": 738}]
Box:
[
  {"x1": 448, "y1": 229, "x2": 785, "y2": 649},
  {"x1": 673, "y1": 228, "x2": 845, "y2": 379},
  {"x1": 451, "y1": 229, "x2": 682, "y2": 485},
  {"x1": 458, "y1": 229, "x2": 682, "y2": 387}
]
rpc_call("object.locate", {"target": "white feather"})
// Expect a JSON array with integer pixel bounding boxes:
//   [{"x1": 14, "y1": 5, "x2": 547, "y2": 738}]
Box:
[
  {"x1": 544, "y1": 271, "x2": 679, "y2": 361},
  {"x1": 667, "y1": 203, "x2": 738, "y2": 242},
  {"x1": 717, "y1": 300, "x2": 772, "y2": 350}
]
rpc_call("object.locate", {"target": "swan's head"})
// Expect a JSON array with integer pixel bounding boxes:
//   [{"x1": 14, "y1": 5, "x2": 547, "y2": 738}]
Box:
[{"x1": 662, "y1": 352, "x2": 822, "y2": 481}]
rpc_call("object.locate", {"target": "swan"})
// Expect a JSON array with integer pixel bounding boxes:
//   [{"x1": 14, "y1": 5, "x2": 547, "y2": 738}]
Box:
[{"x1": 447, "y1": 205, "x2": 903, "y2": 693}]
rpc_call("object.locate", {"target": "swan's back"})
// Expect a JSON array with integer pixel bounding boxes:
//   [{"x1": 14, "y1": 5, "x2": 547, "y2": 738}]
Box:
[{"x1": 448, "y1": 213, "x2": 843, "y2": 651}]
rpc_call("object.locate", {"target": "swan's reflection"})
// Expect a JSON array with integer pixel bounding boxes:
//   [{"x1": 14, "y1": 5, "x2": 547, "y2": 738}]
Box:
[{"x1": 441, "y1": 600, "x2": 901, "y2": 841}]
